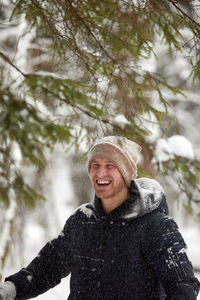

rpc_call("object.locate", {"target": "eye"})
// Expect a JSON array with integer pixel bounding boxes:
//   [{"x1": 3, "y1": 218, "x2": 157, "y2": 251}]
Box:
[
  {"x1": 91, "y1": 163, "x2": 99, "y2": 169},
  {"x1": 107, "y1": 164, "x2": 114, "y2": 169}
]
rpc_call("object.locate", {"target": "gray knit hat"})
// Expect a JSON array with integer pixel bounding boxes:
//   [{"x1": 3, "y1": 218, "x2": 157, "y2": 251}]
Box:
[{"x1": 88, "y1": 136, "x2": 142, "y2": 187}]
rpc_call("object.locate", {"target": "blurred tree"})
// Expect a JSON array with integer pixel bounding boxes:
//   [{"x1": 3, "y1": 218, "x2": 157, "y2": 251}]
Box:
[{"x1": 0, "y1": 0, "x2": 200, "y2": 208}]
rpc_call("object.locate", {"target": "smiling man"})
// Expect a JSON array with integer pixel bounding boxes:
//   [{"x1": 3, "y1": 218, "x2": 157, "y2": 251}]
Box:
[{"x1": 0, "y1": 136, "x2": 200, "y2": 300}]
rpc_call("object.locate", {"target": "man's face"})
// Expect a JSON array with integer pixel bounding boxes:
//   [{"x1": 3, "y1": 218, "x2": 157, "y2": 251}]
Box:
[{"x1": 89, "y1": 156, "x2": 128, "y2": 201}]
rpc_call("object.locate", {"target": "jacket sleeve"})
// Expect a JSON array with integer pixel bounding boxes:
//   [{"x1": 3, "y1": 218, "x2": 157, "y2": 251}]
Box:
[
  {"x1": 145, "y1": 212, "x2": 200, "y2": 300},
  {"x1": 5, "y1": 218, "x2": 72, "y2": 300}
]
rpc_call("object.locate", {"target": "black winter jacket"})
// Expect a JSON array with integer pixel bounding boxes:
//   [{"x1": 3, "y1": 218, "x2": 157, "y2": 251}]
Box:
[{"x1": 6, "y1": 178, "x2": 200, "y2": 299}]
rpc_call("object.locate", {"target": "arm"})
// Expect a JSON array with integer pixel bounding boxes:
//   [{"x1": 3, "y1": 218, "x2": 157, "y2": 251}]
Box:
[
  {"x1": 5, "y1": 219, "x2": 72, "y2": 300},
  {"x1": 145, "y1": 212, "x2": 200, "y2": 300}
]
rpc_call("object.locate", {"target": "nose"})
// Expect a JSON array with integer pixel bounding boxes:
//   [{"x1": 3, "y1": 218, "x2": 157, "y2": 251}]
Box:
[{"x1": 96, "y1": 166, "x2": 107, "y2": 178}]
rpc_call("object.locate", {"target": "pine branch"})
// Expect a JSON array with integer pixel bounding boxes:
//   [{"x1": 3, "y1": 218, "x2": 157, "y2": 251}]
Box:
[
  {"x1": 40, "y1": 85, "x2": 112, "y2": 125},
  {"x1": 66, "y1": 0, "x2": 118, "y2": 65},
  {"x1": 0, "y1": 51, "x2": 27, "y2": 77},
  {"x1": 168, "y1": 0, "x2": 200, "y2": 29}
]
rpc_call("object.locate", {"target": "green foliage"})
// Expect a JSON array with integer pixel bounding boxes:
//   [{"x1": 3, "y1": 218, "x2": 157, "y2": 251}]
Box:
[
  {"x1": 0, "y1": 83, "x2": 72, "y2": 205},
  {"x1": 156, "y1": 156, "x2": 200, "y2": 206},
  {"x1": 193, "y1": 60, "x2": 200, "y2": 81},
  {"x1": 25, "y1": 74, "x2": 105, "y2": 120},
  {"x1": 0, "y1": 85, "x2": 72, "y2": 165},
  {"x1": 0, "y1": 0, "x2": 200, "y2": 208},
  {"x1": 13, "y1": 172, "x2": 45, "y2": 208}
]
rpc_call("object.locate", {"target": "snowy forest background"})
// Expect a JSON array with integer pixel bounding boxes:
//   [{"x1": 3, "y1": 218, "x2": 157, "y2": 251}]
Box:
[{"x1": 0, "y1": 0, "x2": 200, "y2": 299}]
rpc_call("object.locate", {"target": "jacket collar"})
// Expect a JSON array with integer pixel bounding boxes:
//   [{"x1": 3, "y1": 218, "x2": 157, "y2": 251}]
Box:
[{"x1": 94, "y1": 192, "x2": 137, "y2": 220}]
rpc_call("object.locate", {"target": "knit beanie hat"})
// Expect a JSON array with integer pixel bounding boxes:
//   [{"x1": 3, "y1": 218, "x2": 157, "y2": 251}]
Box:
[{"x1": 88, "y1": 136, "x2": 142, "y2": 187}]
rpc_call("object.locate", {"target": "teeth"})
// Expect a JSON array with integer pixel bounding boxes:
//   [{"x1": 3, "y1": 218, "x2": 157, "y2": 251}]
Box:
[{"x1": 97, "y1": 180, "x2": 110, "y2": 185}]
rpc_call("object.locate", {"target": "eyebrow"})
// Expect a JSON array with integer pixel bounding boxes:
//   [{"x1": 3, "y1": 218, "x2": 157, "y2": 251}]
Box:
[{"x1": 91, "y1": 160, "x2": 114, "y2": 164}]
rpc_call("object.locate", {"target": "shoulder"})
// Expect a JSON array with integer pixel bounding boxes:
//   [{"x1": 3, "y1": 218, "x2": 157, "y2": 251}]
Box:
[
  {"x1": 143, "y1": 209, "x2": 186, "y2": 250},
  {"x1": 69, "y1": 202, "x2": 96, "y2": 221},
  {"x1": 60, "y1": 203, "x2": 95, "y2": 235},
  {"x1": 150, "y1": 210, "x2": 179, "y2": 231},
  {"x1": 143, "y1": 207, "x2": 179, "y2": 234}
]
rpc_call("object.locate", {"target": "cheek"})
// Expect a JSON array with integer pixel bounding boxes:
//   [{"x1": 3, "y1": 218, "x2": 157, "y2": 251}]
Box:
[
  {"x1": 112, "y1": 173, "x2": 125, "y2": 186},
  {"x1": 89, "y1": 172, "x2": 95, "y2": 185}
]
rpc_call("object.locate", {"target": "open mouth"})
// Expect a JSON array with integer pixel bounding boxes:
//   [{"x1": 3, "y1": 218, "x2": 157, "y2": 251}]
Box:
[{"x1": 96, "y1": 180, "x2": 111, "y2": 186}]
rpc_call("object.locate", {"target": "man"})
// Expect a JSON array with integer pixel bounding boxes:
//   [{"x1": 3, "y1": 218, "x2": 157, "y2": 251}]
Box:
[{"x1": 0, "y1": 136, "x2": 199, "y2": 299}]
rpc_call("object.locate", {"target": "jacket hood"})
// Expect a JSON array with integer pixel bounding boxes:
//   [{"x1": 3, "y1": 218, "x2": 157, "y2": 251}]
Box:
[{"x1": 122, "y1": 178, "x2": 167, "y2": 219}]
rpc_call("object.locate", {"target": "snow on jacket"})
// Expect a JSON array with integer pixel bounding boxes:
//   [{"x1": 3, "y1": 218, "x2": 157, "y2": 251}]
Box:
[{"x1": 6, "y1": 178, "x2": 200, "y2": 299}]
